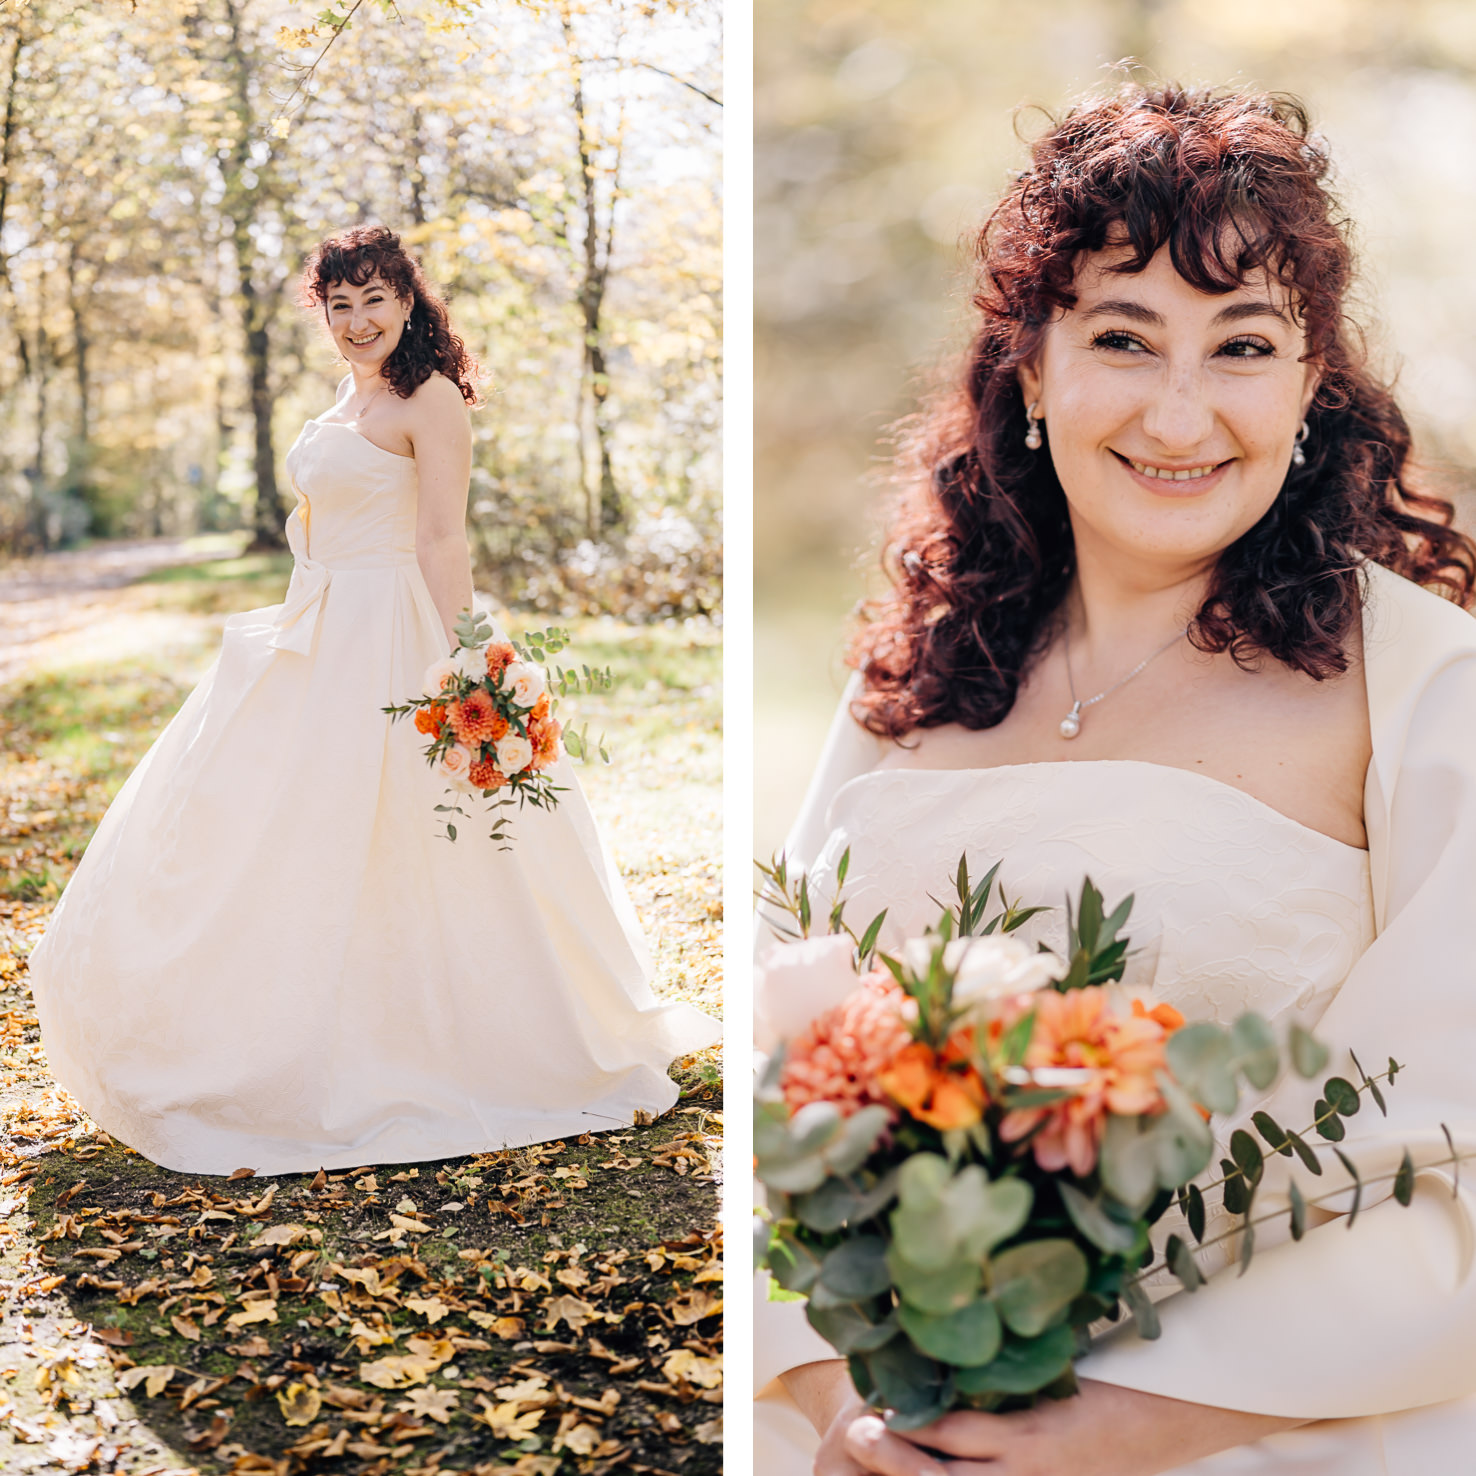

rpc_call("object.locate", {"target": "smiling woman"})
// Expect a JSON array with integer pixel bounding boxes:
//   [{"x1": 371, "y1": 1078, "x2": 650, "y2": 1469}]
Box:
[{"x1": 757, "y1": 83, "x2": 1476, "y2": 1476}]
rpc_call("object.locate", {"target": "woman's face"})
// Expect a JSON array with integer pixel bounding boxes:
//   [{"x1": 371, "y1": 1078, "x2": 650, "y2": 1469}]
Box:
[
  {"x1": 324, "y1": 276, "x2": 411, "y2": 374},
  {"x1": 1017, "y1": 243, "x2": 1320, "y2": 582}
]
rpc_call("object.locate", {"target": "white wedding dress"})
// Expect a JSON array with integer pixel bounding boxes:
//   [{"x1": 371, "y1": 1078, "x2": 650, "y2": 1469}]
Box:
[
  {"x1": 756, "y1": 596, "x2": 1476, "y2": 1474},
  {"x1": 25, "y1": 411, "x2": 719, "y2": 1177}
]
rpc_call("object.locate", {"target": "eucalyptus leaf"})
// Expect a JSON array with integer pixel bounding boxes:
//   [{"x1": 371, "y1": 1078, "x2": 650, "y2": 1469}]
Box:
[
  {"x1": 767, "y1": 1231, "x2": 822, "y2": 1294},
  {"x1": 1229, "y1": 1129, "x2": 1265, "y2": 1186},
  {"x1": 1238, "y1": 1221, "x2": 1256, "y2": 1276},
  {"x1": 991, "y1": 1239, "x2": 1089, "y2": 1337},
  {"x1": 1313, "y1": 1103, "x2": 1346, "y2": 1143},
  {"x1": 1166, "y1": 1233, "x2": 1203, "y2": 1292},
  {"x1": 898, "y1": 1298, "x2": 1003, "y2": 1367},
  {"x1": 861, "y1": 1338, "x2": 953, "y2": 1428},
  {"x1": 1230, "y1": 1012, "x2": 1279, "y2": 1090},
  {"x1": 952, "y1": 1325, "x2": 1076, "y2": 1396},
  {"x1": 1333, "y1": 1147, "x2": 1363, "y2": 1228},
  {"x1": 1100, "y1": 1113, "x2": 1159, "y2": 1214},
  {"x1": 1058, "y1": 1182, "x2": 1142, "y2": 1256},
  {"x1": 794, "y1": 1171, "x2": 900, "y2": 1233},
  {"x1": 1287, "y1": 1130, "x2": 1324, "y2": 1176},
  {"x1": 1323, "y1": 1076, "x2": 1361, "y2": 1117},
  {"x1": 1290, "y1": 1025, "x2": 1329, "y2": 1078},
  {"x1": 1251, "y1": 1110, "x2": 1291, "y2": 1156},
  {"x1": 1394, "y1": 1150, "x2": 1415, "y2": 1206},
  {"x1": 1186, "y1": 1183, "x2": 1206, "y2": 1242},
  {"x1": 807, "y1": 1301, "x2": 896, "y2": 1357},
  {"x1": 1153, "y1": 1074, "x2": 1215, "y2": 1188},
  {"x1": 1121, "y1": 1278, "x2": 1161, "y2": 1340},
  {"x1": 1166, "y1": 1024, "x2": 1239, "y2": 1114},
  {"x1": 1289, "y1": 1179, "x2": 1306, "y2": 1240},
  {"x1": 886, "y1": 1247, "x2": 982, "y2": 1316},
  {"x1": 1221, "y1": 1160, "x2": 1251, "y2": 1216},
  {"x1": 819, "y1": 1238, "x2": 892, "y2": 1301}
]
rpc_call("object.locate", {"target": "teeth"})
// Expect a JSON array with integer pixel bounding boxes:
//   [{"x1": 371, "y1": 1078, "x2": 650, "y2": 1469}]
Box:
[
  {"x1": 1128, "y1": 458, "x2": 1220, "y2": 481},
  {"x1": 347, "y1": 331, "x2": 380, "y2": 345}
]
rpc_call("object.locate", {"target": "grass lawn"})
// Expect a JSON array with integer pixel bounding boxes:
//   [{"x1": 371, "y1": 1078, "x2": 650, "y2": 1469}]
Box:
[{"x1": 0, "y1": 550, "x2": 723, "y2": 1475}]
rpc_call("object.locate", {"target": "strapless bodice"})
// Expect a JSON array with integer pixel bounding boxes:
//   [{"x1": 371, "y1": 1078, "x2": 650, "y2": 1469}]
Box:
[
  {"x1": 806, "y1": 759, "x2": 1376, "y2": 1036},
  {"x1": 282, "y1": 417, "x2": 419, "y2": 570}
]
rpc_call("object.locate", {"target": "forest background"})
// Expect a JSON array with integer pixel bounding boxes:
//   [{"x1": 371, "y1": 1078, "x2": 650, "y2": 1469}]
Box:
[
  {"x1": 0, "y1": 0, "x2": 722, "y2": 620},
  {"x1": 755, "y1": 0, "x2": 1476, "y2": 856}
]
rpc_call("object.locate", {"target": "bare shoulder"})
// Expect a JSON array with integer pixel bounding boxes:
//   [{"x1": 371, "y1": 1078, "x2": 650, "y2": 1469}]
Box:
[{"x1": 407, "y1": 371, "x2": 470, "y2": 419}]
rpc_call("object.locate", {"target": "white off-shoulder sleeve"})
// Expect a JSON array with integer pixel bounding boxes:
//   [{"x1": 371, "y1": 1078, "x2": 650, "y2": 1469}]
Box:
[{"x1": 1085, "y1": 565, "x2": 1476, "y2": 1422}]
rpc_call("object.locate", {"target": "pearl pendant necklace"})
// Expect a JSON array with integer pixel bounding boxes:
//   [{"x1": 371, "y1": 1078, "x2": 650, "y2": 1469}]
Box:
[{"x1": 1060, "y1": 620, "x2": 1190, "y2": 740}]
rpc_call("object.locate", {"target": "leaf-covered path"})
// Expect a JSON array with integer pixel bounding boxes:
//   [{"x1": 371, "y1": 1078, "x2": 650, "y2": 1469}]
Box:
[{"x1": 0, "y1": 539, "x2": 723, "y2": 1476}]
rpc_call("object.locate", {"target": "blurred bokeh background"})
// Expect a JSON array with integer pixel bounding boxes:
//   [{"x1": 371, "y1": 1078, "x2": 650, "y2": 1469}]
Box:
[
  {"x1": 0, "y1": 0, "x2": 720, "y2": 619},
  {"x1": 755, "y1": 0, "x2": 1476, "y2": 858}
]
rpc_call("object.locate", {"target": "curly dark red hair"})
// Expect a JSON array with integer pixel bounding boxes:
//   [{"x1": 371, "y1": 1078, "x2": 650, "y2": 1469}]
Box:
[
  {"x1": 300, "y1": 225, "x2": 480, "y2": 405},
  {"x1": 853, "y1": 83, "x2": 1476, "y2": 739}
]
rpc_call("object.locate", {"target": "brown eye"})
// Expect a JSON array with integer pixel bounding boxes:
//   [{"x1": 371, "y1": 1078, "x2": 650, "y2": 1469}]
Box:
[
  {"x1": 1220, "y1": 336, "x2": 1274, "y2": 358},
  {"x1": 1091, "y1": 330, "x2": 1148, "y2": 353}
]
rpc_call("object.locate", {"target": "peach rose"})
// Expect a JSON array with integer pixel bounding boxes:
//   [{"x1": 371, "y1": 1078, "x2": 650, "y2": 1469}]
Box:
[{"x1": 435, "y1": 743, "x2": 478, "y2": 794}]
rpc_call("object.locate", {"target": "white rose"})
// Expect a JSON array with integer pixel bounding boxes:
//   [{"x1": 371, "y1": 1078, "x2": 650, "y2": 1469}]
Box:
[
  {"x1": 952, "y1": 935, "x2": 1067, "y2": 1004},
  {"x1": 755, "y1": 933, "x2": 860, "y2": 1047},
  {"x1": 494, "y1": 732, "x2": 534, "y2": 774},
  {"x1": 422, "y1": 657, "x2": 457, "y2": 697},
  {"x1": 452, "y1": 644, "x2": 486, "y2": 682},
  {"x1": 500, "y1": 660, "x2": 547, "y2": 708},
  {"x1": 435, "y1": 743, "x2": 478, "y2": 794},
  {"x1": 900, "y1": 933, "x2": 1065, "y2": 1004}
]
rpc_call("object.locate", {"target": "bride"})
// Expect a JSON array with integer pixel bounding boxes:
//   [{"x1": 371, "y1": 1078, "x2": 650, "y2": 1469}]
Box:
[
  {"x1": 26, "y1": 224, "x2": 719, "y2": 1178},
  {"x1": 756, "y1": 86, "x2": 1476, "y2": 1474}
]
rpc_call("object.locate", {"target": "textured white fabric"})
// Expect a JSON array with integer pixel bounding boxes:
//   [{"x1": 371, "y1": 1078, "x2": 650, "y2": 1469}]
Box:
[
  {"x1": 754, "y1": 561, "x2": 1476, "y2": 1474},
  {"x1": 26, "y1": 415, "x2": 719, "y2": 1177}
]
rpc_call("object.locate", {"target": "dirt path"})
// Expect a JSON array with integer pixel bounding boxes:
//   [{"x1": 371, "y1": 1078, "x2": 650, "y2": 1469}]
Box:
[{"x1": 0, "y1": 536, "x2": 244, "y2": 688}]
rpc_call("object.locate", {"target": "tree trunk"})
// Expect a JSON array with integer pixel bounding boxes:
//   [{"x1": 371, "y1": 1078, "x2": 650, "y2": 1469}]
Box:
[
  {"x1": 66, "y1": 244, "x2": 92, "y2": 511},
  {"x1": 240, "y1": 259, "x2": 285, "y2": 551},
  {"x1": 0, "y1": 19, "x2": 32, "y2": 386},
  {"x1": 219, "y1": 0, "x2": 286, "y2": 553},
  {"x1": 563, "y1": 6, "x2": 624, "y2": 536}
]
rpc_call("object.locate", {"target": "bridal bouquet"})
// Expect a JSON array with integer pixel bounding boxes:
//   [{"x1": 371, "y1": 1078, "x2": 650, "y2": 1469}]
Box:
[
  {"x1": 383, "y1": 606, "x2": 612, "y2": 844},
  {"x1": 754, "y1": 854, "x2": 1418, "y2": 1428}
]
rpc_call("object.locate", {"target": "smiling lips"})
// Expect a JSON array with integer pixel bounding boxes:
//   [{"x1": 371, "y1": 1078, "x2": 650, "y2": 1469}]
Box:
[
  {"x1": 1114, "y1": 450, "x2": 1231, "y2": 487},
  {"x1": 346, "y1": 330, "x2": 381, "y2": 346}
]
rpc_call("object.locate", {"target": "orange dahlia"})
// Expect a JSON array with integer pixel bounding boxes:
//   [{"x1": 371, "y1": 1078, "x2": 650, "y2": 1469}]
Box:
[
  {"x1": 779, "y1": 973, "x2": 913, "y2": 1118},
  {"x1": 414, "y1": 701, "x2": 447, "y2": 737},
  {"x1": 447, "y1": 687, "x2": 499, "y2": 746},
  {"x1": 998, "y1": 987, "x2": 1171, "y2": 1176},
  {"x1": 532, "y1": 693, "x2": 551, "y2": 722},
  {"x1": 532, "y1": 718, "x2": 561, "y2": 769},
  {"x1": 484, "y1": 641, "x2": 518, "y2": 681},
  {"x1": 468, "y1": 756, "x2": 506, "y2": 790}
]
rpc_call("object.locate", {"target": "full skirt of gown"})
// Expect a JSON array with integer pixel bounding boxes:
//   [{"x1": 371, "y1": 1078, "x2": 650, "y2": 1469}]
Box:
[{"x1": 25, "y1": 415, "x2": 720, "y2": 1176}]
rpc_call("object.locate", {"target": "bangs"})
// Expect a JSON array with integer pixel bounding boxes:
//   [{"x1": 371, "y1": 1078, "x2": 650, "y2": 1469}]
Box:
[
  {"x1": 1001, "y1": 86, "x2": 1345, "y2": 351},
  {"x1": 305, "y1": 231, "x2": 414, "y2": 304}
]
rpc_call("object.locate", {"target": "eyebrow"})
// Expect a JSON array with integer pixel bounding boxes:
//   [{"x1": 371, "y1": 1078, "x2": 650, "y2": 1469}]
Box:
[{"x1": 1078, "y1": 298, "x2": 1290, "y2": 326}]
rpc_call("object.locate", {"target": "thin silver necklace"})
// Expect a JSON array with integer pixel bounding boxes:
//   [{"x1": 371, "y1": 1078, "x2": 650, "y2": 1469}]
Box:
[
  {"x1": 349, "y1": 382, "x2": 386, "y2": 422},
  {"x1": 1059, "y1": 619, "x2": 1190, "y2": 739}
]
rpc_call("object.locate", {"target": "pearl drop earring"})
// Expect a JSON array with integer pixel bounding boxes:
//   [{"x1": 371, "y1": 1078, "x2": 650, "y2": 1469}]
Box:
[
  {"x1": 1024, "y1": 401, "x2": 1043, "y2": 451},
  {"x1": 1291, "y1": 420, "x2": 1310, "y2": 468}
]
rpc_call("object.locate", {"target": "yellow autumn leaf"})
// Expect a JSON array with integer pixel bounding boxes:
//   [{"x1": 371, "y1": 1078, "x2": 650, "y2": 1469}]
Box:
[
  {"x1": 403, "y1": 1295, "x2": 450, "y2": 1324},
  {"x1": 358, "y1": 1355, "x2": 432, "y2": 1390},
  {"x1": 225, "y1": 1299, "x2": 278, "y2": 1328},
  {"x1": 663, "y1": 1349, "x2": 722, "y2": 1389},
  {"x1": 554, "y1": 1421, "x2": 602, "y2": 1455},
  {"x1": 116, "y1": 1364, "x2": 175, "y2": 1398},
  {"x1": 170, "y1": 1314, "x2": 201, "y2": 1341},
  {"x1": 542, "y1": 1294, "x2": 598, "y2": 1334},
  {"x1": 276, "y1": 1381, "x2": 321, "y2": 1426},
  {"x1": 476, "y1": 1397, "x2": 545, "y2": 1439},
  {"x1": 396, "y1": 1386, "x2": 459, "y2": 1424}
]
